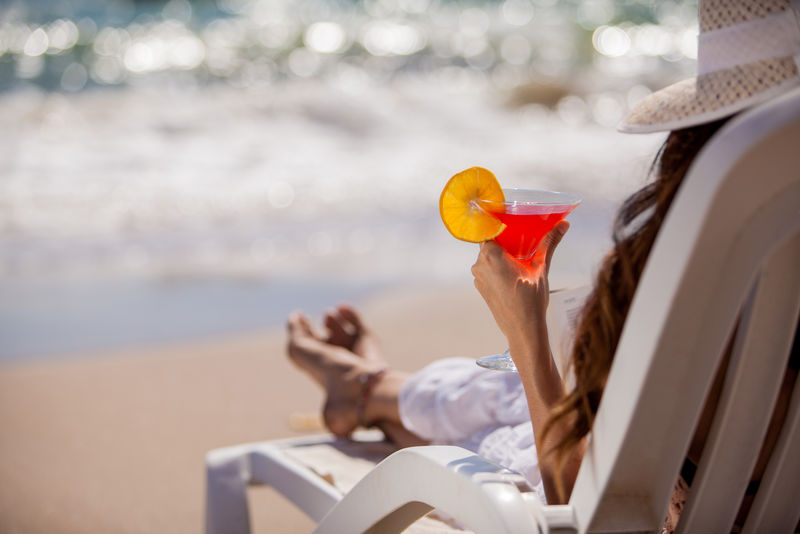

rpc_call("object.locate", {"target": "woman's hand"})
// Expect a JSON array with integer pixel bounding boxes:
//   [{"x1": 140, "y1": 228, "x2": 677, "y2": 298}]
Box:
[
  {"x1": 473, "y1": 221, "x2": 576, "y2": 503},
  {"x1": 471, "y1": 221, "x2": 569, "y2": 349}
]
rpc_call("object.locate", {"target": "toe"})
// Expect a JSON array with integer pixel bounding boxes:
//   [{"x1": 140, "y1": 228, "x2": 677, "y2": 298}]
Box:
[
  {"x1": 337, "y1": 305, "x2": 365, "y2": 332},
  {"x1": 324, "y1": 308, "x2": 356, "y2": 349},
  {"x1": 287, "y1": 310, "x2": 314, "y2": 337},
  {"x1": 338, "y1": 305, "x2": 384, "y2": 362}
]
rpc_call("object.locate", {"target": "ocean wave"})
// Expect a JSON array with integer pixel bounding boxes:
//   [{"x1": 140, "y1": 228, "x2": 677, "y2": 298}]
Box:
[{"x1": 0, "y1": 79, "x2": 662, "y2": 286}]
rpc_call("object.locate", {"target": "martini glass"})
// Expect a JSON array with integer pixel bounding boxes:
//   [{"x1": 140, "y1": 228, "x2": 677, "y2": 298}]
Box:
[{"x1": 475, "y1": 188, "x2": 581, "y2": 371}]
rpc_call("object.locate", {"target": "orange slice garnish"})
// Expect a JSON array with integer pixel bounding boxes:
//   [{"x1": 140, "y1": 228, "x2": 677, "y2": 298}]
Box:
[{"x1": 439, "y1": 166, "x2": 506, "y2": 243}]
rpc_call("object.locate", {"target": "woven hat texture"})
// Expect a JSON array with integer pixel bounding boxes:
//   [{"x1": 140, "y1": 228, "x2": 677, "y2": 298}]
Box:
[{"x1": 619, "y1": 0, "x2": 800, "y2": 133}]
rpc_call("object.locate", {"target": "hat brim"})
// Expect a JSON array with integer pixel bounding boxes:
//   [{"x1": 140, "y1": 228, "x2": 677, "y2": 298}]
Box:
[{"x1": 618, "y1": 57, "x2": 800, "y2": 134}]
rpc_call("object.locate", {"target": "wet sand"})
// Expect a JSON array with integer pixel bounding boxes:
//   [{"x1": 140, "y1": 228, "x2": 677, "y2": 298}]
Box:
[{"x1": 0, "y1": 284, "x2": 506, "y2": 533}]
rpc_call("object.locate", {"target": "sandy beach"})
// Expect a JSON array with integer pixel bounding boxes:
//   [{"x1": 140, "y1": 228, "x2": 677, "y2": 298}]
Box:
[{"x1": 0, "y1": 283, "x2": 508, "y2": 533}]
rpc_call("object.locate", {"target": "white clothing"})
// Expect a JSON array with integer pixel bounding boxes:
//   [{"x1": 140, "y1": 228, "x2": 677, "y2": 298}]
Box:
[{"x1": 398, "y1": 357, "x2": 547, "y2": 503}]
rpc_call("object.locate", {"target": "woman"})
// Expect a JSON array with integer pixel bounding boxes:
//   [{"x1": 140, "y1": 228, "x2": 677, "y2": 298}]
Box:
[
  {"x1": 287, "y1": 0, "x2": 800, "y2": 526},
  {"x1": 286, "y1": 119, "x2": 729, "y2": 506}
]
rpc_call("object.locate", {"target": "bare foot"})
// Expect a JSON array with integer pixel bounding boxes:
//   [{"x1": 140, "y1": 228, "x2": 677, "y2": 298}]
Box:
[
  {"x1": 323, "y1": 304, "x2": 383, "y2": 363},
  {"x1": 287, "y1": 311, "x2": 385, "y2": 436}
]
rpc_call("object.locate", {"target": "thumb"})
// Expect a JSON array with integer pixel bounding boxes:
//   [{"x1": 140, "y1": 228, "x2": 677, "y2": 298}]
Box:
[{"x1": 541, "y1": 221, "x2": 570, "y2": 275}]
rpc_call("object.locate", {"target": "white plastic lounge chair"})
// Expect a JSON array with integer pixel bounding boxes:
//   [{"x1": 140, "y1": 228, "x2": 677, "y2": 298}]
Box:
[{"x1": 205, "y1": 87, "x2": 800, "y2": 534}]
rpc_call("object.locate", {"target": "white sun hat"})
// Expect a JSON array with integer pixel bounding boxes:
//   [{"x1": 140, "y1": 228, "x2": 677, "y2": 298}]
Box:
[{"x1": 619, "y1": 0, "x2": 800, "y2": 134}]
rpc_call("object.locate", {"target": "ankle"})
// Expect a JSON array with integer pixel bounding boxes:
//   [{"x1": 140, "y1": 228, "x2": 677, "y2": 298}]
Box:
[
  {"x1": 357, "y1": 368, "x2": 389, "y2": 427},
  {"x1": 364, "y1": 370, "x2": 408, "y2": 426}
]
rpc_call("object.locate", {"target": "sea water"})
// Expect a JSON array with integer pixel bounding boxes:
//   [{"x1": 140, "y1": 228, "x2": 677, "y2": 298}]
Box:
[{"x1": 0, "y1": 0, "x2": 691, "y2": 360}]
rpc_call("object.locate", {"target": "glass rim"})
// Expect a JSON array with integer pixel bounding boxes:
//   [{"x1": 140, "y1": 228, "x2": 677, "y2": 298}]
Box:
[{"x1": 477, "y1": 188, "x2": 582, "y2": 208}]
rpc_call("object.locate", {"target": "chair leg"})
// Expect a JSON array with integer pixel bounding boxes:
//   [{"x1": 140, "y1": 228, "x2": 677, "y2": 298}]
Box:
[{"x1": 205, "y1": 446, "x2": 253, "y2": 534}]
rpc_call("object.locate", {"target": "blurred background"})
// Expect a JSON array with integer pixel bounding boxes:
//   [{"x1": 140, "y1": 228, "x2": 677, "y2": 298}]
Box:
[
  {"x1": 0, "y1": 0, "x2": 694, "y2": 360},
  {"x1": 0, "y1": 1, "x2": 700, "y2": 532}
]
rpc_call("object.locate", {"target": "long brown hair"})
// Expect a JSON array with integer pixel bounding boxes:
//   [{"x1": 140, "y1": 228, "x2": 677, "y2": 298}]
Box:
[{"x1": 543, "y1": 117, "x2": 730, "y2": 500}]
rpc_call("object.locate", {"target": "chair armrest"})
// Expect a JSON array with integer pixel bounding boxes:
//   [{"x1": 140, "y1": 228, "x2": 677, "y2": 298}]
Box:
[
  {"x1": 314, "y1": 445, "x2": 577, "y2": 534},
  {"x1": 205, "y1": 437, "x2": 345, "y2": 534}
]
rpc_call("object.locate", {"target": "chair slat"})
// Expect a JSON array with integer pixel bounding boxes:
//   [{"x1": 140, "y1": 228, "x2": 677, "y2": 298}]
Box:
[
  {"x1": 677, "y1": 234, "x2": 800, "y2": 533},
  {"x1": 742, "y1": 354, "x2": 800, "y2": 534},
  {"x1": 572, "y1": 88, "x2": 800, "y2": 533}
]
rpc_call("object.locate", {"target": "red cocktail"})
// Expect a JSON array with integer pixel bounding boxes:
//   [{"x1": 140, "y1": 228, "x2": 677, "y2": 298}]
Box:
[
  {"x1": 474, "y1": 187, "x2": 581, "y2": 372},
  {"x1": 477, "y1": 188, "x2": 581, "y2": 261}
]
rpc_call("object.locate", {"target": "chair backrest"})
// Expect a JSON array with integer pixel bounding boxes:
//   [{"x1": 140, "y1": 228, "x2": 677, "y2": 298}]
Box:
[{"x1": 568, "y1": 87, "x2": 800, "y2": 533}]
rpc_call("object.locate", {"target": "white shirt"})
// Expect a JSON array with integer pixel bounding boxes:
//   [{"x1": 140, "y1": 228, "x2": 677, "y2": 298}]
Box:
[{"x1": 398, "y1": 357, "x2": 547, "y2": 503}]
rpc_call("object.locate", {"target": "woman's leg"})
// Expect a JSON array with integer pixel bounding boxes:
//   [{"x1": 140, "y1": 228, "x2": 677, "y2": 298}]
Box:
[{"x1": 286, "y1": 305, "x2": 428, "y2": 446}]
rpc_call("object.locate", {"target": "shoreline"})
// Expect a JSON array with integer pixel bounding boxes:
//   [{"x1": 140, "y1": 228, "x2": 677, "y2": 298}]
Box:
[{"x1": 0, "y1": 274, "x2": 389, "y2": 363}]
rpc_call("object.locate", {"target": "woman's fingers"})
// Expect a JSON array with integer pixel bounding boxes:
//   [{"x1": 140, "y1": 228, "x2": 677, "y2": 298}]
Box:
[
  {"x1": 474, "y1": 223, "x2": 568, "y2": 289},
  {"x1": 472, "y1": 240, "x2": 507, "y2": 284},
  {"x1": 477, "y1": 239, "x2": 503, "y2": 258}
]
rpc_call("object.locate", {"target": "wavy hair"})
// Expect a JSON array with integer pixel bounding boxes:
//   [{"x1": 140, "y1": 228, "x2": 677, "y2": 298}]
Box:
[{"x1": 542, "y1": 117, "x2": 730, "y2": 501}]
